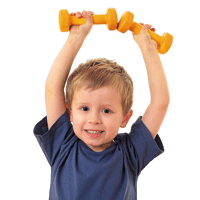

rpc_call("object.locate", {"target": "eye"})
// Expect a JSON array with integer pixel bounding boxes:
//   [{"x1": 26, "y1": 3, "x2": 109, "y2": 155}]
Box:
[
  {"x1": 81, "y1": 106, "x2": 89, "y2": 111},
  {"x1": 102, "y1": 109, "x2": 111, "y2": 114}
]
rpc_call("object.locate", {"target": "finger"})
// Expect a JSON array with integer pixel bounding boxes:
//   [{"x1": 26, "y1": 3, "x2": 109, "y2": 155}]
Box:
[
  {"x1": 88, "y1": 11, "x2": 94, "y2": 15},
  {"x1": 132, "y1": 32, "x2": 138, "y2": 40},
  {"x1": 76, "y1": 11, "x2": 82, "y2": 18},
  {"x1": 150, "y1": 39, "x2": 158, "y2": 48},
  {"x1": 70, "y1": 12, "x2": 76, "y2": 16},
  {"x1": 139, "y1": 23, "x2": 155, "y2": 32},
  {"x1": 140, "y1": 24, "x2": 148, "y2": 34},
  {"x1": 146, "y1": 24, "x2": 152, "y2": 29},
  {"x1": 82, "y1": 10, "x2": 86, "y2": 14},
  {"x1": 132, "y1": 32, "x2": 136, "y2": 36},
  {"x1": 140, "y1": 24, "x2": 152, "y2": 34},
  {"x1": 82, "y1": 10, "x2": 93, "y2": 24},
  {"x1": 82, "y1": 10, "x2": 93, "y2": 16}
]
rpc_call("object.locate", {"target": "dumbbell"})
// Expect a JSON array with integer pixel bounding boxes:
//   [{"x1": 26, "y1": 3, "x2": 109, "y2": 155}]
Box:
[
  {"x1": 118, "y1": 11, "x2": 173, "y2": 54},
  {"x1": 59, "y1": 8, "x2": 118, "y2": 32}
]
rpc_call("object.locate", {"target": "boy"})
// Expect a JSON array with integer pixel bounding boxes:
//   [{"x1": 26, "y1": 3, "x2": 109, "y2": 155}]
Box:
[{"x1": 34, "y1": 11, "x2": 170, "y2": 200}]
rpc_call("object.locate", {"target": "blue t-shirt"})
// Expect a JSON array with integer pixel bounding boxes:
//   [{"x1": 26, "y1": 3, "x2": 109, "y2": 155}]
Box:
[{"x1": 34, "y1": 111, "x2": 164, "y2": 200}]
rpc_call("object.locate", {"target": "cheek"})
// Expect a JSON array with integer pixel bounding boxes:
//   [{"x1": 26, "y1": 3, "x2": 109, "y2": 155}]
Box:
[
  {"x1": 70, "y1": 110, "x2": 80, "y2": 122},
  {"x1": 71, "y1": 112, "x2": 85, "y2": 130},
  {"x1": 105, "y1": 118, "x2": 122, "y2": 134},
  {"x1": 72, "y1": 119, "x2": 82, "y2": 138}
]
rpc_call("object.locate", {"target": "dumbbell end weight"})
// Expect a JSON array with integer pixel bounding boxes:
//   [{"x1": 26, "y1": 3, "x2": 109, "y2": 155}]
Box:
[
  {"x1": 158, "y1": 32, "x2": 173, "y2": 54},
  {"x1": 105, "y1": 8, "x2": 118, "y2": 30},
  {"x1": 59, "y1": 9, "x2": 70, "y2": 32},
  {"x1": 117, "y1": 11, "x2": 134, "y2": 33}
]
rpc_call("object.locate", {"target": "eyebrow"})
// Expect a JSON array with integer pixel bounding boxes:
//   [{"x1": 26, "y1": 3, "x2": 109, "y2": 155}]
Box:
[
  {"x1": 75, "y1": 101, "x2": 89, "y2": 105},
  {"x1": 75, "y1": 102, "x2": 116, "y2": 109}
]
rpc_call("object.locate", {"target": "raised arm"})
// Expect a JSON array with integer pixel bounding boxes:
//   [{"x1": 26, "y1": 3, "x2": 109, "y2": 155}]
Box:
[
  {"x1": 133, "y1": 24, "x2": 170, "y2": 138},
  {"x1": 45, "y1": 11, "x2": 93, "y2": 129}
]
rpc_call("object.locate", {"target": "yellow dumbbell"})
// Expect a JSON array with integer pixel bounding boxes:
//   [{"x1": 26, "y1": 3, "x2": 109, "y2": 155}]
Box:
[
  {"x1": 59, "y1": 8, "x2": 118, "y2": 32},
  {"x1": 118, "y1": 11, "x2": 173, "y2": 54}
]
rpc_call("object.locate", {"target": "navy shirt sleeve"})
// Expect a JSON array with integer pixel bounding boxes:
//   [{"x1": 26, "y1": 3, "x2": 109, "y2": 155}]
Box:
[
  {"x1": 33, "y1": 111, "x2": 78, "y2": 166},
  {"x1": 116, "y1": 116, "x2": 164, "y2": 176}
]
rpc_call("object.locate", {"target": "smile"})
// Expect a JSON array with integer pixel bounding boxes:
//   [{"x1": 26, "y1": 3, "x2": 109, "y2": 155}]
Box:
[
  {"x1": 86, "y1": 130, "x2": 104, "y2": 135},
  {"x1": 85, "y1": 130, "x2": 105, "y2": 139}
]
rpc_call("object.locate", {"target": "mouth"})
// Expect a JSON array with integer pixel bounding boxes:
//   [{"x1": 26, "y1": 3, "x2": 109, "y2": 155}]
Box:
[{"x1": 85, "y1": 129, "x2": 105, "y2": 139}]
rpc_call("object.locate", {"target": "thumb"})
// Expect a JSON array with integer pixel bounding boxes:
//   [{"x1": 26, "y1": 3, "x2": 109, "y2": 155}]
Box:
[{"x1": 140, "y1": 24, "x2": 152, "y2": 34}]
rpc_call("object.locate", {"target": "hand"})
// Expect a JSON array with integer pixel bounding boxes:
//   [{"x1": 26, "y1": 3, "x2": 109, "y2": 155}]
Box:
[
  {"x1": 133, "y1": 24, "x2": 157, "y2": 53},
  {"x1": 69, "y1": 10, "x2": 94, "y2": 39}
]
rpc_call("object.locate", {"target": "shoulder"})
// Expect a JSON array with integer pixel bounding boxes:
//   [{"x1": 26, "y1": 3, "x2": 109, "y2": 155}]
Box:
[
  {"x1": 34, "y1": 110, "x2": 72, "y2": 140},
  {"x1": 115, "y1": 116, "x2": 164, "y2": 158},
  {"x1": 33, "y1": 111, "x2": 78, "y2": 166},
  {"x1": 115, "y1": 117, "x2": 164, "y2": 174}
]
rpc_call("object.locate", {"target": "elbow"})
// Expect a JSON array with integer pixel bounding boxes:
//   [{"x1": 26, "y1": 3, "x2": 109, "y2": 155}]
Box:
[
  {"x1": 151, "y1": 93, "x2": 170, "y2": 111},
  {"x1": 164, "y1": 92, "x2": 170, "y2": 107},
  {"x1": 45, "y1": 80, "x2": 64, "y2": 96},
  {"x1": 162, "y1": 94, "x2": 170, "y2": 108},
  {"x1": 161, "y1": 100, "x2": 170, "y2": 114},
  {"x1": 45, "y1": 82, "x2": 54, "y2": 97},
  {"x1": 45, "y1": 85, "x2": 64, "y2": 99},
  {"x1": 159, "y1": 94, "x2": 170, "y2": 112},
  {"x1": 162, "y1": 88, "x2": 170, "y2": 106}
]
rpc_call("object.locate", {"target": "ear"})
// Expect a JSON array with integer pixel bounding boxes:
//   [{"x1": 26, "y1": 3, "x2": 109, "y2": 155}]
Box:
[
  {"x1": 69, "y1": 110, "x2": 73, "y2": 122},
  {"x1": 120, "y1": 109, "x2": 133, "y2": 128},
  {"x1": 66, "y1": 103, "x2": 73, "y2": 122}
]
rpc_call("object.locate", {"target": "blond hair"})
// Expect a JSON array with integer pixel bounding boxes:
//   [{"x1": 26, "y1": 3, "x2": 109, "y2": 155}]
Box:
[{"x1": 66, "y1": 58, "x2": 133, "y2": 115}]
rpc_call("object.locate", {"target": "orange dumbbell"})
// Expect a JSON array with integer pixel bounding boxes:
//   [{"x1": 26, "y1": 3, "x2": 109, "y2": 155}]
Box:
[
  {"x1": 59, "y1": 8, "x2": 118, "y2": 32},
  {"x1": 118, "y1": 11, "x2": 173, "y2": 54}
]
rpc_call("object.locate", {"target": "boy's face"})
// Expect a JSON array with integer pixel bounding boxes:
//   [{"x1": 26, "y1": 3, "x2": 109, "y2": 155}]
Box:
[{"x1": 70, "y1": 86, "x2": 132, "y2": 152}]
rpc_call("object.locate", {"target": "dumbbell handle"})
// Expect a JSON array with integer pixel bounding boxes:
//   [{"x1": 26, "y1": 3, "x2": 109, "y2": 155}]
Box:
[
  {"x1": 129, "y1": 22, "x2": 160, "y2": 43},
  {"x1": 70, "y1": 14, "x2": 107, "y2": 25},
  {"x1": 129, "y1": 22, "x2": 173, "y2": 54}
]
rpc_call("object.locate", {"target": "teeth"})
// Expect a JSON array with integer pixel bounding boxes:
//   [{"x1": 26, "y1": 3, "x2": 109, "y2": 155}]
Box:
[{"x1": 86, "y1": 130, "x2": 103, "y2": 134}]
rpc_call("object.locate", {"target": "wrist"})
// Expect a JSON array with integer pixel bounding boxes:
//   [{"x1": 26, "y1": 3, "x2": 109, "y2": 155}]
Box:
[
  {"x1": 68, "y1": 33, "x2": 86, "y2": 44},
  {"x1": 65, "y1": 34, "x2": 86, "y2": 55},
  {"x1": 141, "y1": 46, "x2": 158, "y2": 57}
]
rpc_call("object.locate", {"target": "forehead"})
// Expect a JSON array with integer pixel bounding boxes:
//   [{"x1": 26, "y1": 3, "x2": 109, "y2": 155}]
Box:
[{"x1": 73, "y1": 86, "x2": 122, "y2": 106}]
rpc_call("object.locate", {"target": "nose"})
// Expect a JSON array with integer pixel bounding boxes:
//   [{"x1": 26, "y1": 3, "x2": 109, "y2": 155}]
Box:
[{"x1": 88, "y1": 110, "x2": 101, "y2": 125}]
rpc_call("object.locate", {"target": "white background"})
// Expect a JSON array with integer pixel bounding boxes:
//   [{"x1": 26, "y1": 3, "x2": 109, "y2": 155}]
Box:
[{"x1": 1, "y1": 0, "x2": 200, "y2": 199}]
